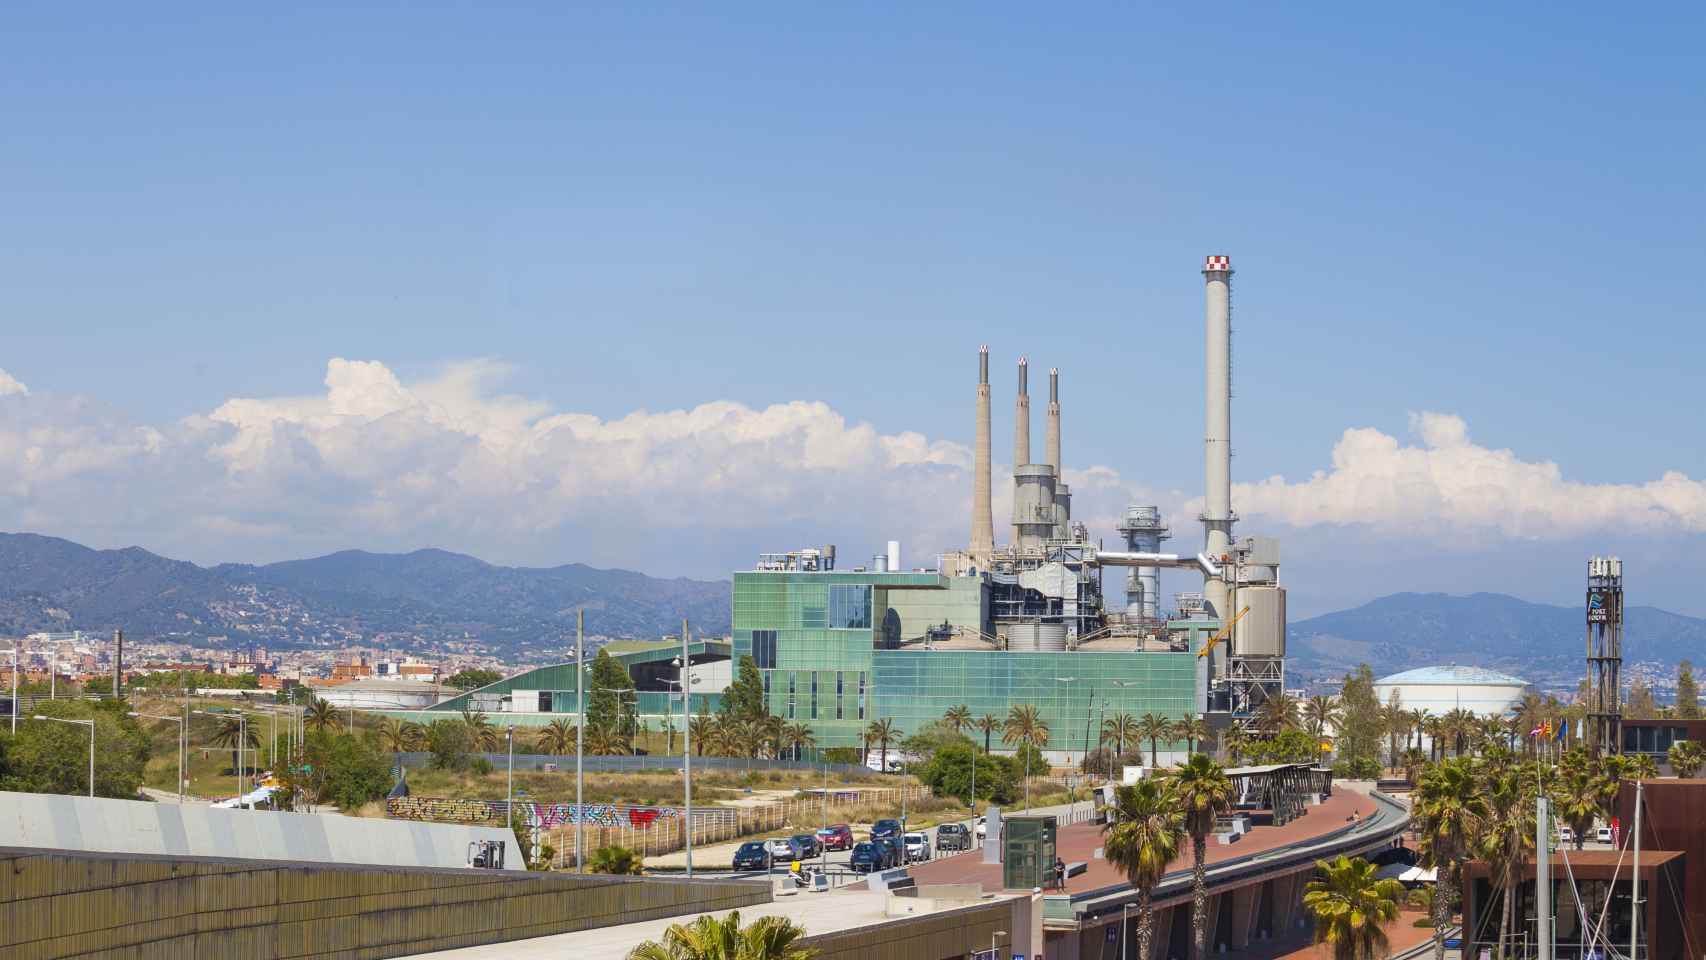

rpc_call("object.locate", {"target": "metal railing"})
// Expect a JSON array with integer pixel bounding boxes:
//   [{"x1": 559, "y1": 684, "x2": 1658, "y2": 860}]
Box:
[{"x1": 393, "y1": 751, "x2": 872, "y2": 775}]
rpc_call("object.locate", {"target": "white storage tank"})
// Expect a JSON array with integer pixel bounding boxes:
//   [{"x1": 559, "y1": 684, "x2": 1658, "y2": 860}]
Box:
[
  {"x1": 1373, "y1": 666, "x2": 1529, "y2": 719},
  {"x1": 1007, "y1": 622, "x2": 1068, "y2": 651}
]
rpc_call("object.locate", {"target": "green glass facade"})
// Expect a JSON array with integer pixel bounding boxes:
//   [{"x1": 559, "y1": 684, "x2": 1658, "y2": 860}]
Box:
[{"x1": 733, "y1": 570, "x2": 1202, "y2": 751}]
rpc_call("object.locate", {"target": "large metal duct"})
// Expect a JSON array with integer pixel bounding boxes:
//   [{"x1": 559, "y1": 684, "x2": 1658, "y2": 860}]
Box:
[
  {"x1": 1202, "y1": 256, "x2": 1235, "y2": 620},
  {"x1": 970, "y1": 346, "x2": 995, "y2": 565},
  {"x1": 1011, "y1": 464, "x2": 1057, "y2": 554}
]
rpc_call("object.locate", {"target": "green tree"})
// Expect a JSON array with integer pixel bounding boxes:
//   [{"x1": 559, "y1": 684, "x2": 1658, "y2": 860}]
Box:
[
  {"x1": 1303, "y1": 856, "x2": 1404, "y2": 960},
  {"x1": 781, "y1": 722, "x2": 815, "y2": 762},
  {"x1": 426, "y1": 718, "x2": 474, "y2": 771},
  {"x1": 1256, "y1": 692, "x2": 1301, "y2": 735},
  {"x1": 460, "y1": 707, "x2": 501, "y2": 752},
  {"x1": 718, "y1": 655, "x2": 768, "y2": 723},
  {"x1": 1677, "y1": 660, "x2": 1700, "y2": 719},
  {"x1": 1625, "y1": 678, "x2": 1657, "y2": 720},
  {"x1": 446, "y1": 668, "x2": 502, "y2": 691},
  {"x1": 1336, "y1": 665, "x2": 1383, "y2": 774},
  {"x1": 920, "y1": 742, "x2": 1017, "y2": 805},
  {"x1": 586, "y1": 723, "x2": 631, "y2": 756},
  {"x1": 899, "y1": 719, "x2": 973, "y2": 767},
  {"x1": 626, "y1": 910, "x2": 814, "y2": 960},
  {"x1": 1474, "y1": 767, "x2": 1535, "y2": 960},
  {"x1": 0, "y1": 700, "x2": 150, "y2": 798},
  {"x1": 1003, "y1": 704, "x2": 1050, "y2": 808},
  {"x1": 304, "y1": 731, "x2": 392, "y2": 810},
  {"x1": 1171, "y1": 754, "x2": 1233, "y2": 960},
  {"x1": 1103, "y1": 779, "x2": 1185, "y2": 960},
  {"x1": 1668, "y1": 739, "x2": 1705, "y2": 777},
  {"x1": 1549, "y1": 759, "x2": 1598, "y2": 851},
  {"x1": 587, "y1": 649, "x2": 639, "y2": 735},
  {"x1": 1303, "y1": 695, "x2": 1343, "y2": 741},
  {"x1": 1415, "y1": 758, "x2": 1488, "y2": 960},
  {"x1": 688, "y1": 714, "x2": 713, "y2": 757},
  {"x1": 378, "y1": 716, "x2": 423, "y2": 753}
]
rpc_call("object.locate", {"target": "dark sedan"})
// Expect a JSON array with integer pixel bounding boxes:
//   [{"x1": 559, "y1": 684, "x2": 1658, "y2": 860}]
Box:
[
  {"x1": 790, "y1": 833, "x2": 821, "y2": 858},
  {"x1": 731, "y1": 841, "x2": 770, "y2": 872},
  {"x1": 849, "y1": 841, "x2": 887, "y2": 874}
]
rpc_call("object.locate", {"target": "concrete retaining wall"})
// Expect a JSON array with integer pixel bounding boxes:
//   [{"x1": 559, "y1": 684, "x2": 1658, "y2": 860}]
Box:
[
  {"x1": 0, "y1": 790, "x2": 522, "y2": 871},
  {"x1": 0, "y1": 846, "x2": 771, "y2": 960}
]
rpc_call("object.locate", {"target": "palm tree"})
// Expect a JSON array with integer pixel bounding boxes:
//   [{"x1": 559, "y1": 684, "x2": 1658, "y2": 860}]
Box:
[
  {"x1": 1138, "y1": 712, "x2": 1172, "y2": 768},
  {"x1": 208, "y1": 713, "x2": 261, "y2": 776},
  {"x1": 586, "y1": 724, "x2": 630, "y2": 756},
  {"x1": 1303, "y1": 855, "x2": 1405, "y2": 960},
  {"x1": 1256, "y1": 692, "x2": 1300, "y2": 735},
  {"x1": 1550, "y1": 762, "x2": 1598, "y2": 851},
  {"x1": 974, "y1": 713, "x2": 1000, "y2": 754},
  {"x1": 304, "y1": 697, "x2": 339, "y2": 733},
  {"x1": 1303, "y1": 695, "x2": 1342, "y2": 740},
  {"x1": 538, "y1": 718, "x2": 578, "y2": 755},
  {"x1": 626, "y1": 910, "x2": 814, "y2": 960},
  {"x1": 1381, "y1": 701, "x2": 1408, "y2": 770},
  {"x1": 1474, "y1": 768, "x2": 1534, "y2": 960},
  {"x1": 1003, "y1": 704, "x2": 1050, "y2": 809},
  {"x1": 1103, "y1": 778, "x2": 1186, "y2": 960},
  {"x1": 688, "y1": 714, "x2": 713, "y2": 757},
  {"x1": 378, "y1": 717, "x2": 423, "y2": 753},
  {"x1": 1414, "y1": 758, "x2": 1488, "y2": 960},
  {"x1": 1222, "y1": 727, "x2": 1251, "y2": 765},
  {"x1": 782, "y1": 722, "x2": 815, "y2": 761},
  {"x1": 1669, "y1": 739, "x2": 1705, "y2": 777},
  {"x1": 1102, "y1": 712, "x2": 1139, "y2": 758},
  {"x1": 866, "y1": 718, "x2": 899, "y2": 770},
  {"x1": 589, "y1": 844, "x2": 646, "y2": 875},
  {"x1": 759, "y1": 714, "x2": 786, "y2": 760},
  {"x1": 1172, "y1": 716, "x2": 1209, "y2": 756},
  {"x1": 1171, "y1": 753, "x2": 1233, "y2": 960},
  {"x1": 462, "y1": 708, "x2": 500, "y2": 752},
  {"x1": 943, "y1": 704, "x2": 972, "y2": 734}
]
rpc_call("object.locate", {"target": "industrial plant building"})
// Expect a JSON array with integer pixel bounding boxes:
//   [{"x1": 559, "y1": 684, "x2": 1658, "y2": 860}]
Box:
[{"x1": 421, "y1": 257, "x2": 1291, "y2": 758}]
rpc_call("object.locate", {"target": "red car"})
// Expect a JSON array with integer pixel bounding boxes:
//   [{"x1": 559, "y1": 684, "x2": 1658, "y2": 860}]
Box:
[{"x1": 815, "y1": 824, "x2": 855, "y2": 852}]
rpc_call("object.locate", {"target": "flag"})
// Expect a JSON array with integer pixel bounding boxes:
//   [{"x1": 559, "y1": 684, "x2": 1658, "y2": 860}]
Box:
[
  {"x1": 1530, "y1": 723, "x2": 1544, "y2": 737},
  {"x1": 1556, "y1": 719, "x2": 1568, "y2": 742}
]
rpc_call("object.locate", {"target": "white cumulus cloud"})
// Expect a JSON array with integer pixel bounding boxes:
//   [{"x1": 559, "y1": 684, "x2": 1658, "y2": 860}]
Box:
[
  {"x1": 1228, "y1": 412, "x2": 1706, "y2": 539},
  {"x1": 0, "y1": 369, "x2": 28, "y2": 396}
]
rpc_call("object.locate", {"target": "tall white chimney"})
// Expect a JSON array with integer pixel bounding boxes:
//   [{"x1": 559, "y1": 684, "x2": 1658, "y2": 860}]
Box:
[
  {"x1": 1202, "y1": 255, "x2": 1234, "y2": 620},
  {"x1": 970, "y1": 346, "x2": 995, "y2": 565},
  {"x1": 1014, "y1": 357, "x2": 1031, "y2": 468},
  {"x1": 1045, "y1": 367, "x2": 1061, "y2": 473}
]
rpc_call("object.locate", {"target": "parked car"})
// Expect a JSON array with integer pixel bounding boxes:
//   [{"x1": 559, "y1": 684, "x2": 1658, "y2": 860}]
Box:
[
  {"x1": 766, "y1": 837, "x2": 805, "y2": 861},
  {"x1": 849, "y1": 841, "x2": 887, "y2": 873},
  {"x1": 1558, "y1": 825, "x2": 1575, "y2": 844},
  {"x1": 1595, "y1": 826, "x2": 1614, "y2": 844},
  {"x1": 816, "y1": 824, "x2": 855, "y2": 851},
  {"x1": 935, "y1": 822, "x2": 972, "y2": 852},
  {"x1": 874, "y1": 835, "x2": 904, "y2": 868},
  {"x1": 903, "y1": 832, "x2": 931, "y2": 863},
  {"x1": 732, "y1": 841, "x2": 771, "y2": 872},
  {"x1": 790, "y1": 833, "x2": 821, "y2": 858},
  {"x1": 870, "y1": 818, "x2": 903, "y2": 841}
]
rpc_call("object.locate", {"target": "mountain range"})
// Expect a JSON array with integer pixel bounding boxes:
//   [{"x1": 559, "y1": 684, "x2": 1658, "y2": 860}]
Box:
[
  {"x1": 1288, "y1": 591, "x2": 1706, "y2": 683},
  {"x1": 0, "y1": 533, "x2": 729, "y2": 654},
  {"x1": 3, "y1": 532, "x2": 1701, "y2": 681}
]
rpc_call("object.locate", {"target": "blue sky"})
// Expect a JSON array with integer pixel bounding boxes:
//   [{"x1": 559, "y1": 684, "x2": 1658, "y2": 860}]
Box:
[{"x1": 3, "y1": 4, "x2": 1704, "y2": 616}]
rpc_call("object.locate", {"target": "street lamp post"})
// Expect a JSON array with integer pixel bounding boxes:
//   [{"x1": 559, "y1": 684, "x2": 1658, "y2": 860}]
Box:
[
  {"x1": 992, "y1": 929, "x2": 1008, "y2": 960},
  {"x1": 35, "y1": 715, "x2": 95, "y2": 797},
  {"x1": 505, "y1": 725, "x2": 515, "y2": 821},
  {"x1": 1120, "y1": 901, "x2": 1137, "y2": 960},
  {"x1": 681, "y1": 617, "x2": 693, "y2": 879},
  {"x1": 130, "y1": 712, "x2": 186, "y2": 802},
  {"x1": 575, "y1": 610, "x2": 585, "y2": 873}
]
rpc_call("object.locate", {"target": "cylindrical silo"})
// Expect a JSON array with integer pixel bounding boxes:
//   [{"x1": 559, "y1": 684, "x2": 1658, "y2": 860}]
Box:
[
  {"x1": 1231, "y1": 586, "x2": 1286, "y2": 657},
  {"x1": 1011, "y1": 464, "x2": 1057, "y2": 554}
]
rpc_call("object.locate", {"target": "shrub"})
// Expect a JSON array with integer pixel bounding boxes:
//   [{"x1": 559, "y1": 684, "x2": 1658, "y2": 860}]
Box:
[{"x1": 427, "y1": 719, "x2": 473, "y2": 771}]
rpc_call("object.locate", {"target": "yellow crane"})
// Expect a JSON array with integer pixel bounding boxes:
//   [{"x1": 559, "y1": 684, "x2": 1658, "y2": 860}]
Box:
[{"x1": 1196, "y1": 605, "x2": 1250, "y2": 658}]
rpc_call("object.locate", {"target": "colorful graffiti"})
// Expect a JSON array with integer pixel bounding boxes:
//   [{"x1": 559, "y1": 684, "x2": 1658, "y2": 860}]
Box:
[{"x1": 387, "y1": 796, "x2": 698, "y2": 829}]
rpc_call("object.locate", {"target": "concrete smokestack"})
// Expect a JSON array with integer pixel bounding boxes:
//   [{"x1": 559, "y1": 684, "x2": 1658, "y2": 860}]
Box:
[
  {"x1": 1013, "y1": 357, "x2": 1030, "y2": 468},
  {"x1": 112, "y1": 628, "x2": 123, "y2": 699},
  {"x1": 1045, "y1": 367, "x2": 1061, "y2": 473},
  {"x1": 1202, "y1": 255, "x2": 1234, "y2": 620},
  {"x1": 969, "y1": 346, "x2": 995, "y2": 565}
]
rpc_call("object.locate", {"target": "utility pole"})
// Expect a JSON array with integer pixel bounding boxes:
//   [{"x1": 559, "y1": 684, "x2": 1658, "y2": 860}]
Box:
[
  {"x1": 1631, "y1": 780, "x2": 1643, "y2": 960},
  {"x1": 1537, "y1": 795, "x2": 1552, "y2": 960}
]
